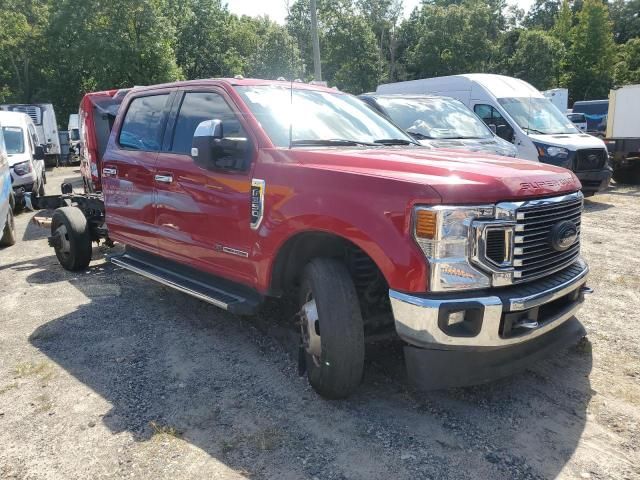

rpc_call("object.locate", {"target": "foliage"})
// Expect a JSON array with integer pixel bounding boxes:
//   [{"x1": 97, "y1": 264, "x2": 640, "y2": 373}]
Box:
[
  {"x1": 566, "y1": 0, "x2": 617, "y2": 101},
  {"x1": 0, "y1": 0, "x2": 638, "y2": 123}
]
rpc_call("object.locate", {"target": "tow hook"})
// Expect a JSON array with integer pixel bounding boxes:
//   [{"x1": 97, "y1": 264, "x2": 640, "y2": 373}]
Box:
[{"x1": 581, "y1": 286, "x2": 594, "y2": 295}]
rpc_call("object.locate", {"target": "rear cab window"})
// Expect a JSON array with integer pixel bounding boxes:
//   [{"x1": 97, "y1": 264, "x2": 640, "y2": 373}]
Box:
[{"x1": 118, "y1": 94, "x2": 170, "y2": 151}]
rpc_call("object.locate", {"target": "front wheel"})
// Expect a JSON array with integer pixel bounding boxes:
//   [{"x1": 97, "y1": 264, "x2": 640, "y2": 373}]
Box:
[
  {"x1": 50, "y1": 207, "x2": 92, "y2": 271},
  {"x1": 298, "y1": 258, "x2": 365, "y2": 399}
]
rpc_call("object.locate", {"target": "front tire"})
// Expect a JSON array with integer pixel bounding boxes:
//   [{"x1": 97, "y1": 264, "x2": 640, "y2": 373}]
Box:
[
  {"x1": 298, "y1": 258, "x2": 365, "y2": 399},
  {"x1": 50, "y1": 207, "x2": 92, "y2": 271},
  {"x1": 0, "y1": 207, "x2": 16, "y2": 247}
]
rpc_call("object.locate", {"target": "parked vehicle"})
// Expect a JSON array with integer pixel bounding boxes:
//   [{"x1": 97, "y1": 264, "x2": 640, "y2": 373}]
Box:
[
  {"x1": 0, "y1": 111, "x2": 46, "y2": 208},
  {"x1": 68, "y1": 114, "x2": 80, "y2": 163},
  {"x1": 604, "y1": 84, "x2": 640, "y2": 184},
  {"x1": 359, "y1": 94, "x2": 518, "y2": 157},
  {"x1": 78, "y1": 89, "x2": 129, "y2": 193},
  {"x1": 0, "y1": 122, "x2": 16, "y2": 247},
  {"x1": 543, "y1": 88, "x2": 568, "y2": 113},
  {"x1": 377, "y1": 74, "x2": 612, "y2": 196},
  {"x1": 572, "y1": 100, "x2": 608, "y2": 137},
  {"x1": 59, "y1": 131, "x2": 71, "y2": 165},
  {"x1": 567, "y1": 112, "x2": 587, "y2": 132},
  {"x1": 0, "y1": 103, "x2": 61, "y2": 167},
  {"x1": 33, "y1": 78, "x2": 591, "y2": 399}
]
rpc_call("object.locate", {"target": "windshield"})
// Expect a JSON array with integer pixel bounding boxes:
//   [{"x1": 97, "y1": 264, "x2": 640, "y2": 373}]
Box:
[
  {"x1": 235, "y1": 85, "x2": 415, "y2": 148},
  {"x1": 499, "y1": 97, "x2": 578, "y2": 135},
  {"x1": 375, "y1": 96, "x2": 493, "y2": 139},
  {"x1": 2, "y1": 127, "x2": 25, "y2": 154}
]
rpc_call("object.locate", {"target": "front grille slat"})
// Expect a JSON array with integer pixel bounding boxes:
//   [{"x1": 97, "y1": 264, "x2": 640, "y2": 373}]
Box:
[
  {"x1": 512, "y1": 195, "x2": 583, "y2": 283},
  {"x1": 575, "y1": 148, "x2": 607, "y2": 171}
]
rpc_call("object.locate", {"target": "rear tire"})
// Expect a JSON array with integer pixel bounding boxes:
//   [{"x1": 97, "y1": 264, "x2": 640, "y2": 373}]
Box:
[
  {"x1": 50, "y1": 207, "x2": 92, "y2": 271},
  {"x1": 38, "y1": 174, "x2": 46, "y2": 196},
  {"x1": 613, "y1": 165, "x2": 640, "y2": 185},
  {"x1": 298, "y1": 258, "x2": 365, "y2": 399},
  {"x1": 0, "y1": 207, "x2": 16, "y2": 247}
]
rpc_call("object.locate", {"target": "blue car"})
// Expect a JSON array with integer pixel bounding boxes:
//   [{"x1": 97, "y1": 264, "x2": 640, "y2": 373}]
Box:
[{"x1": 1, "y1": 121, "x2": 17, "y2": 247}]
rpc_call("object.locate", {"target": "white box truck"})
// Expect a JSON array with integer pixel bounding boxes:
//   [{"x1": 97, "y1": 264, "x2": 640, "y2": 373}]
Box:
[
  {"x1": 543, "y1": 88, "x2": 568, "y2": 112},
  {"x1": 605, "y1": 84, "x2": 640, "y2": 184},
  {"x1": 0, "y1": 103, "x2": 61, "y2": 167},
  {"x1": 377, "y1": 74, "x2": 612, "y2": 196}
]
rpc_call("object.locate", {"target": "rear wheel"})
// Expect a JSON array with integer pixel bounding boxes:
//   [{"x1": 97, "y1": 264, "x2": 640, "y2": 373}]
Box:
[
  {"x1": 50, "y1": 207, "x2": 92, "y2": 271},
  {"x1": 613, "y1": 164, "x2": 640, "y2": 185},
  {"x1": 0, "y1": 207, "x2": 16, "y2": 247},
  {"x1": 297, "y1": 258, "x2": 365, "y2": 399},
  {"x1": 38, "y1": 174, "x2": 46, "y2": 196}
]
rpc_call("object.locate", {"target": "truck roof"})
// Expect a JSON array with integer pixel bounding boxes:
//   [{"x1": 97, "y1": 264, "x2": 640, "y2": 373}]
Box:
[
  {"x1": 0, "y1": 110, "x2": 34, "y2": 127},
  {"x1": 377, "y1": 74, "x2": 543, "y2": 99},
  {"x1": 130, "y1": 78, "x2": 340, "y2": 95}
]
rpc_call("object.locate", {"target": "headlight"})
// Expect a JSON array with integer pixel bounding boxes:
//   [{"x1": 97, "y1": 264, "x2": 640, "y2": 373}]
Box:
[
  {"x1": 536, "y1": 145, "x2": 569, "y2": 158},
  {"x1": 13, "y1": 161, "x2": 32, "y2": 176},
  {"x1": 414, "y1": 206, "x2": 494, "y2": 291}
]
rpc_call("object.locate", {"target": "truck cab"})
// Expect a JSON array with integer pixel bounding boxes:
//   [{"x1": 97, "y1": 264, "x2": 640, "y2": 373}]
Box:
[
  {"x1": 42, "y1": 79, "x2": 591, "y2": 399},
  {"x1": 377, "y1": 74, "x2": 612, "y2": 196}
]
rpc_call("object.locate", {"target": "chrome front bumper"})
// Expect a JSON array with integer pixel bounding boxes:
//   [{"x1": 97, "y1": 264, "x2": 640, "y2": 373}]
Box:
[{"x1": 390, "y1": 259, "x2": 590, "y2": 349}]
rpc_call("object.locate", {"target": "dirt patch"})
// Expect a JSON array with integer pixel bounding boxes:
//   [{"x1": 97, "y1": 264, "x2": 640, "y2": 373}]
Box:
[{"x1": 0, "y1": 168, "x2": 639, "y2": 479}]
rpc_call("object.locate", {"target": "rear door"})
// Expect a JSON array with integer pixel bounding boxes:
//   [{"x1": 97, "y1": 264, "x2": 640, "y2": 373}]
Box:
[
  {"x1": 102, "y1": 91, "x2": 174, "y2": 252},
  {"x1": 153, "y1": 88, "x2": 257, "y2": 285}
]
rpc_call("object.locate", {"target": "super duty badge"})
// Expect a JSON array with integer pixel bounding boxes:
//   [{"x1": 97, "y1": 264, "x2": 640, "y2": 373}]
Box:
[{"x1": 250, "y1": 178, "x2": 265, "y2": 230}]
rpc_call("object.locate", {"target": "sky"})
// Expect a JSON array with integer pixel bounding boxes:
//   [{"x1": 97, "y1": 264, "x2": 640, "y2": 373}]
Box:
[{"x1": 225, "y1": 0, "x2": 536, "y2": 25}]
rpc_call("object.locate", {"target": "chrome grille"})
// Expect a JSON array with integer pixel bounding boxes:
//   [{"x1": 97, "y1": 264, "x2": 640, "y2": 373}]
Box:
[{"x1": 512, "y1": 196, "x2": 582, "y2": 282}]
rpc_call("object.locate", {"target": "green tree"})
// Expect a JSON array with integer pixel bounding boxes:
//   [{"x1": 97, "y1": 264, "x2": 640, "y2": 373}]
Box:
[
  {"x1": 614, "y1": 38, "x2": 640, "y2": 85},
  {"x1": 523, "y1": 0, "x2": 561, "y2": 30},
  {"x1": 508, "y1": 30, "x2": 565, "y2": 89},
  {"x1": 397, "y1": 0, "x2": 497, "y2": 79},
  {"x1": 609, "y1": 0, "x2": 640, "y2": 44},
  {"x1": 566, "y1": 0, "x2": 616, "y2": 100},
  {"x1": 0, "y1": 0, "x2": 49, "y2": 103}
]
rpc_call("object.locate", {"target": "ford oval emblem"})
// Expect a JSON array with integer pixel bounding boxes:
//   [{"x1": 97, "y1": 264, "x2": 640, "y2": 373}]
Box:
[{"x1": 549, "y1": 221, "x2": 578, "y2": 251}]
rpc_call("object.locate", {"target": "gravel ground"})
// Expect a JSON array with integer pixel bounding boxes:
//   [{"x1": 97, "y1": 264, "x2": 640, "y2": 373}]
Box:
[{"x1": 0, "y1": 166, "x2": 638, "y2": 480}]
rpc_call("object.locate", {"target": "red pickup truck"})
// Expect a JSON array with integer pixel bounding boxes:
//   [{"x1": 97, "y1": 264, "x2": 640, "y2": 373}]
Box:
[{"x1": 40, "y1": 78, "x2": 591, "y2": 399}]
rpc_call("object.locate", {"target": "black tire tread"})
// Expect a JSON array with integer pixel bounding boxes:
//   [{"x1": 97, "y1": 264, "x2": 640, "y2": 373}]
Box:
[
  {"x1": 300, "y1": 258, "x2": 365, "y2": 399},
  {"x1": 0, "y1": 207, "x2": 16, "y2": 247},
  {"x1": 51, "y1": 207, "x2": 92, "y2": 271}
]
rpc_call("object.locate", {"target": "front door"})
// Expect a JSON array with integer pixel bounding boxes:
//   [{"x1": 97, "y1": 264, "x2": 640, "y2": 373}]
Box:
[
  {"x1": 153, "y1": 89, "x2": 256, "y2": 286},
  {"x1": 102, "y1": 92, "x2": 173, "y2": 252}
]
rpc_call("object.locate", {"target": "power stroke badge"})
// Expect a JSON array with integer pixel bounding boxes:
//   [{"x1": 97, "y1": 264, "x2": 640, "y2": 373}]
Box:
[{"x1": 250, "y1": 178, "x2": 266, "y2": 230}]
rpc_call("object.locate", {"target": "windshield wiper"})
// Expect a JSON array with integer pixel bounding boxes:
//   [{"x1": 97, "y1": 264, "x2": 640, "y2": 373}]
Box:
[
  {"x1": 523, "y1": 127, "x2": 546, "y2": 135},
  {"x1": 291, "y1": 139, "x2": 379, "y2": 147},
  {"x1": 407, "y1": 132, "x2": 433, "y2": 140},
  {"x1": 373, "y1": 138, "x2": 416, "y2": 145}
]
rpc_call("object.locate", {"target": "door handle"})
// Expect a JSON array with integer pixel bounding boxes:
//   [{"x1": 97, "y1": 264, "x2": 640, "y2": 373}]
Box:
[
  {"x1": 102, "y1": 167, "x2": 117, "y2": 177},
  {"x1": 155, "y1": 174, "x2": 173, "y2": 184}
]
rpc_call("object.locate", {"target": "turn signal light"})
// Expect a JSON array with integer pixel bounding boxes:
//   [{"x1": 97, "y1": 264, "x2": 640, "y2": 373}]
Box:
[{"x1": 415, "y1": 210, "x2": 437, "y2": 239}]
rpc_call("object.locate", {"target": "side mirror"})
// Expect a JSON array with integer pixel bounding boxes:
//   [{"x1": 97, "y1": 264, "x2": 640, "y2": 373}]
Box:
[
  {"x1": 191, "y1": 119, "x2": 249, "y2": 170},
  {"x1": 488, "y1": 123, "x2": 497, "y2": 134},
  {"x1": 34, "y1": 145, "x2": 45, "y2": 160}
]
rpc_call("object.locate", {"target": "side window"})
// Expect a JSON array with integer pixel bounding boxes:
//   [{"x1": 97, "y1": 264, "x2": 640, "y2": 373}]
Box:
[
  {"x1": 170, "y1": 91, "x2": 249, "y2": 170},
  {"x1": 28, "y1": 124, "x2": 39, "y2": 148},
  {"x1": 474, "y1": 104, "x2": 515, "y2": 143},
  {"x1": 119, "y1": 94, "x2": 170, "y2": 151}
]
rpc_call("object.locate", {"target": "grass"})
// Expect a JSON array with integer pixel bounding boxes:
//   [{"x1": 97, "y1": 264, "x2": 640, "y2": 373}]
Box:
[
  {"x1": 12, "y1": 361, "x2": 54, "y2": 381},
  {"x1": 149, "y1": 421, "x2": 182, "y2": 441},
  {"x1": 0, "y1": 382, "x2": 18, "y2": 395},
  {"x1": 220, "y1": 428, "x2": 282, "y2": 455}
]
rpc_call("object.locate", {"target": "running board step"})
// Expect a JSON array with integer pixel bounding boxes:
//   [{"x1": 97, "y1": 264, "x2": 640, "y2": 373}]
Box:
[{"x1": 109, "y1": 251, "x2": 261, "y2": 315}]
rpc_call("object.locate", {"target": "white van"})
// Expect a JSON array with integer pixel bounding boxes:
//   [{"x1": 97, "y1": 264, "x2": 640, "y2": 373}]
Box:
[
  {"x1": 377, "y1": 74, "x2": 612, "y2": 195},
  {"x1": 0, "y1": 111, "x2": 46, "y2": 205},
  {"x1": 0, "y1": 103, "x2": 61, "y2": 167}
]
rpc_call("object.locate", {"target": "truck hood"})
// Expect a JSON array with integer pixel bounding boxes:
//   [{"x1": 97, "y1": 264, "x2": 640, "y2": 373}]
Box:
[
  {"x1": 529, "y1": 132, "x2": 606, "y2": 151},
  {"x1": 7, "y1": 153, "x2": 31, "y2": 166},
  {"x1": 291, "y1": 147, "x2": 581, "y2": 204}
]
